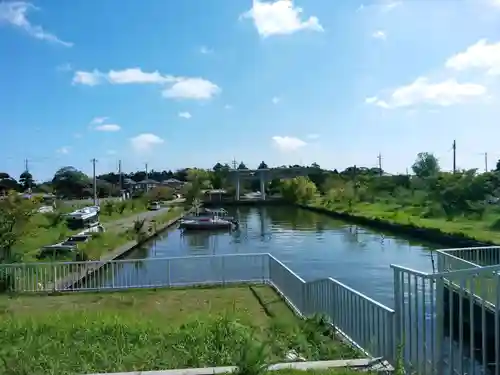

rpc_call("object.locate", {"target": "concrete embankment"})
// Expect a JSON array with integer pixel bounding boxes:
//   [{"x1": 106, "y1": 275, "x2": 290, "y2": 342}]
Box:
[
  {"x1": 300, "y1": 204, "x2": 491, "y2": 248},
  {"x1": 52, "y1": 209, "x2": 186, "y2": 291}
]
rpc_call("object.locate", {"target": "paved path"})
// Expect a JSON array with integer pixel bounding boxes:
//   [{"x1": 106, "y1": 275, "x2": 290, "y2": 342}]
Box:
[{"x1": 105, "y1": 199, "x2": 185, "y2": 233}]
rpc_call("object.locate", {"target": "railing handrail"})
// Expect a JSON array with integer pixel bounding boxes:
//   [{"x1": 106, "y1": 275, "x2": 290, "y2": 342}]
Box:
[
  {"x1": 435, "y1": 249, "x2": 480, "y2": 268},
  {"x1": 268, "y1": 253, "x2": 306, "y2": 283},
  {"x1": 0, "y1": 252, "x2": 273, "y2": 267},
  {"x1": 438, "y1": 245, "x2": 500, "y2": 252}
]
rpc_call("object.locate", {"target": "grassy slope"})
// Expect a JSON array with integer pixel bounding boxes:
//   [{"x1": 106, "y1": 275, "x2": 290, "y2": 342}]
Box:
[
  {"x1": 0, "y1": 286, "x2": 358, "y2": 375},
  {"x1": 319, "y1": 200, "x2": 500, "y2": 244}
]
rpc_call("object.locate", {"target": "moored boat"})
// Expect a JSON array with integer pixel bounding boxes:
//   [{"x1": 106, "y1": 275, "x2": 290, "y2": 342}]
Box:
[{"x1": 179, "y1": 216, "x2": 238, "y2": 230}]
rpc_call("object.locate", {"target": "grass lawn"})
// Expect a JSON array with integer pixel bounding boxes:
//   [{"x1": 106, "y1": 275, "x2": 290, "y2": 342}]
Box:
[{"x1": 0, "y1": 285, "x2": 360, "y2": 375}]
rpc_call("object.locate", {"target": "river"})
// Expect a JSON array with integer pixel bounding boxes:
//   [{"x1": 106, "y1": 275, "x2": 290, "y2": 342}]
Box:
[{"x1": 125, "y1": 205, "x2": 439, "y2": 306}]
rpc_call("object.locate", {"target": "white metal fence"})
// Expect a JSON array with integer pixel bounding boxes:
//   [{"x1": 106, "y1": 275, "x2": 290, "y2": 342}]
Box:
[{"x1": 2, "y1": 249, "x2": 500, "y2": 375}]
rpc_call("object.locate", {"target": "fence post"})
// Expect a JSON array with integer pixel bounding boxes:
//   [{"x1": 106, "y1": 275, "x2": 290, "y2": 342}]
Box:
[{"x1": 392, "y1": 268, "x2": 402, "y2": 367}]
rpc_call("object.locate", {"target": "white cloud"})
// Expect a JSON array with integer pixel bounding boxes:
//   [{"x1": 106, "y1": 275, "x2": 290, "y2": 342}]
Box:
[
  {"x1": 272, "y1": 96, "x2": 281, "y2": 104},
  {"x1": 162, "y1": 78, "x2": 220, "y2": 100},
  {"x1": 307, "y1": 134, "x2": 320, "y2": 140},
  {"x1": 73, "y1": 70, "x2": 103, "y2": 86},
  {"x1": 199, "y1": 46, "x2": 213, "y2": 54},
  {"x1": 367, "y1": 77, "x2": 487, "y2": 109},
  {"x1": 72, "y1": 68, "x2": 220, "y2": 100},
  {"x1": 57, "y1": 146, "x2": 70, "y2": 154},
  {"x1": 0, "y1": 1, "x2": 73, "y2": 47},
  {"x1": 372, "y1": 30, "x2": 386, "y2": 40},
  {"x1": 241, "y1": 0, "x2": 323, "y2": 38},
  {"x1": 90, "y1": 116, "x2": 109, "y2": 125},
  {"x1": 107, "y1": 68, "x2": 175, "y2": 84},
  {"x1": 130, "y1": 133, "x2": 164, "y2": 153},
  {"x1": 95, "y1": 124, "x2": 121, "y2": 132},
  {"x1": 445, "y1": 39, "x2": 500, "y2": 76},
  {"x1": 272, "y1": 136, "x2": 307, "y2": 152},
  {"x1": 178, "y1": 112, "x2": 192, "y2": 119}
]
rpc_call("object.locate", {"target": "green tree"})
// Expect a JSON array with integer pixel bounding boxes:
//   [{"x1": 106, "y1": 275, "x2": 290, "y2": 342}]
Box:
[
  {"x1": 52, "y1": 167, "x2": 91, "y2": 198},
  {"x1": 19, "y1": 171, "x2": 33, "y2": 191},
  {"x1": 280, "y1": 177, "x2": 318, "y2": 204},
  {"x1": 412, "y1": 152, "x2": 440, "y2": 178},
  {"x1": 257, "y1": 161, "x2": 268, "y2": 169},
  {"x1": 0, "y1": 192, "x2": 36, "y2": 263}
]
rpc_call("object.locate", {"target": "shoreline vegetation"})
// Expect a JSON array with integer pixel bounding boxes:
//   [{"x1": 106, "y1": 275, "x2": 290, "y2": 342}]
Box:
[
  {"x1": 0, "y1": 285, "x2": 363, "y2": 375},
  {"x1": 279, "y1": 153, "x2": 500, "y2": 248},
  {"x1": 0, "y1": 192, "x2": 184, "y2": 264}
]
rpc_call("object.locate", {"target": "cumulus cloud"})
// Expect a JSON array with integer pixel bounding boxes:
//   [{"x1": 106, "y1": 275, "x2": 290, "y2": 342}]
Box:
[
  {"x1": 366, "y1": 78, "x2": 487, "y2": 109},
  {"x1": 272, "y1": 136, "x2": 307, "y2": 152},
  {"x1": 0, "y1": 1, "x2": 73, "y2": 46},
  {"x1": 57, "y1": 146, "x2": 70, "y2": 154},
  {"x1": 445, "y1": 39, "x2": 500, "y2": 76},
  {"x1": 162, "y1": 78, "x2": 220, "y2": 100},
  {"x1": 130, "y1": 133, "x2": 164, "y2": 153},
  {"x1": 241, "y1": 0, "x2": 323, "y2": 37},
  {"x1": 72, "y1": 68, "x2": 220, "y2": 100},
  {"x1": 178, "y1": 112, "x2": 192, "y2": 119}
]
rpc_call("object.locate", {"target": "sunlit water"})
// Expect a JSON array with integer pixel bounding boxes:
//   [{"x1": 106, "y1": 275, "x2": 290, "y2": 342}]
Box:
[{"x1": 127, "y1": 206, "x2": 438, "y2": 305}]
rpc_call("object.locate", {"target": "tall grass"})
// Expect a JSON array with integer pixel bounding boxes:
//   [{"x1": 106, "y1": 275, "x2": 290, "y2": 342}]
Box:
[{"x1": 0, "y1": 312, "x2": 358, "y2": 375}]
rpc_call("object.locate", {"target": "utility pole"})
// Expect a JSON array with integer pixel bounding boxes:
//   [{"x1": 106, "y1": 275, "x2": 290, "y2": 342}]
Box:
[
  {"x1": 452, "y1": 140, "x2": 456, "y2": 174},
  {"x1": 91, "y1": 158, "x2": 98, "y2": 205},
  {"x1": 377, "y1": 153, "x2": 383, "y2": 176},
  {"x1": 232, "y1": 158, "x2": 238, "y2": 170},
  {"x1": 145, "y1": 162, "x2": 149, "y2": 193},
  {"x1": 24, "y1": 158, "x2": 32, "y2": 193},
  {"x1": 118, "y1": 159, "x2": 123, "y2": 196},
  {"x1": 484, "y1": 152, "x2": 488, "y2": 172}
]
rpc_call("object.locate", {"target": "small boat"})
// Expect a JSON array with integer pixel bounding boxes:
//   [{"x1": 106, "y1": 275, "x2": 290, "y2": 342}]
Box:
[
  {"x1": 183, "y1": 208, "x2": 234, "y2": 221},
  {"x1": 179, "y1": 216, "x2": 238, "y2": 230}
]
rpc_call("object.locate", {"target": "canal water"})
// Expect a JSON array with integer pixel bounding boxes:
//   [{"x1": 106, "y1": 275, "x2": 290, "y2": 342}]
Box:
[
  {"x1": 126, "y1": 205, "x2": 439, "y2": 306},
  {"x1": 116, "y1": 205, "x2": 488, "y2": 374}
]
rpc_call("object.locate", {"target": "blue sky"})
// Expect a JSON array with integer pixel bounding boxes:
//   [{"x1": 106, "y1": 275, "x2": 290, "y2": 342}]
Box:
[{"x1": 2, "y1": 0, "x2": 500, "y2": 181}]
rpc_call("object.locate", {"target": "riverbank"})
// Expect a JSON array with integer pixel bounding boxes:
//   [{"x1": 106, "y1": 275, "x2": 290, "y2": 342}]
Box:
[
  {"x1": 81, "y1": 206, "x2": 184, "y2": 260},
  {"x1": 0, "y1": 285, "x2": 359, "y2": 374},
  {"x1": 305, "y1": 201, "x2": 497, "y2": 248}
]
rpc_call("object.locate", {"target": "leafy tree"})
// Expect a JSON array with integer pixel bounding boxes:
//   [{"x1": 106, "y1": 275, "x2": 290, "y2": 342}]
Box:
[
  {"x1": 280, "y1": 177, "x2": 318, "y2": 204},
  {"x1": 412, "y1": 152, "x2": 440, "y2": 178},
  {"x1": 19, "y1": 171, "x2": 33, "y2": 191},
  {"x1": 0, "y1": 192, "x2": 36, "y2": 263},
  {"x1": 257, "y1": 161, "x2": 268, "y2": 169},
  {"x1": 145, "y1": 186, "x2": 174, "y2": 201},
  {"x1": 237, "y1": 162, "x2": 248, "y2": 170},
  {"x1": 52, "y1": 167, "x2": 90, "y2": 198}
]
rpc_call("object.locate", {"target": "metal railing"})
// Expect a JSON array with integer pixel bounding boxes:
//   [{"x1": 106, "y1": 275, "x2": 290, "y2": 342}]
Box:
[
  {"x1": 439, "y1": 246, "x2": 500, "y2": 267},
  {"x1": 0, "y1": 253, "x2": 395, "y2": 367},
  {"x1": 3, "y1": 249, "x2": 500, "y2": 374}
]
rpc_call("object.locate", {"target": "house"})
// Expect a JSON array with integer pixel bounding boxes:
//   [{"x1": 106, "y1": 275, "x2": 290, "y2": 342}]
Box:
[
  {"x1": 136, "y1": 179, "x2": 160, "y2": 191},
  {"x1": 123, "y1": 178, "x2": 137, "y2": 191},
  {"x1": 161, "y1": 178, "x2": 185, "y2": 189}
]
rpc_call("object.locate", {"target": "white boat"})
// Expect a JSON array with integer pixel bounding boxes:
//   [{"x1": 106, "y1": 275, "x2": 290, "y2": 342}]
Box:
[
  {"x1": 179, "y1": 216, "x2": 237, "y2": 230},
  {"x1": 65, "y1": 206, "x2": 101, "y2": 231},
  {"x1": 183, "y1": 208, "x2": 234, "y2": 221}
]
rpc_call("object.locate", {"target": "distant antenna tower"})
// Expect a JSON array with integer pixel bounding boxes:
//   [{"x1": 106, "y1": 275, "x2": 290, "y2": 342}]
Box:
[{"x1": 232, "y1": 158, "x2": 238, "y2": 170}]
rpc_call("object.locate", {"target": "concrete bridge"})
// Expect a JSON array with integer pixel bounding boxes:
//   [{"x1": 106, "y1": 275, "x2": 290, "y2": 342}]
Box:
[{"x1": 227, "y1": 167, "x2": 309, "y2": 201}]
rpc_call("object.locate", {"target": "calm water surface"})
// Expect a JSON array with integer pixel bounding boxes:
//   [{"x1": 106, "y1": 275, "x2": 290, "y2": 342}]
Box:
[{"x1": 126, "y1": 206, "x2": 439, "y2": 306}]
